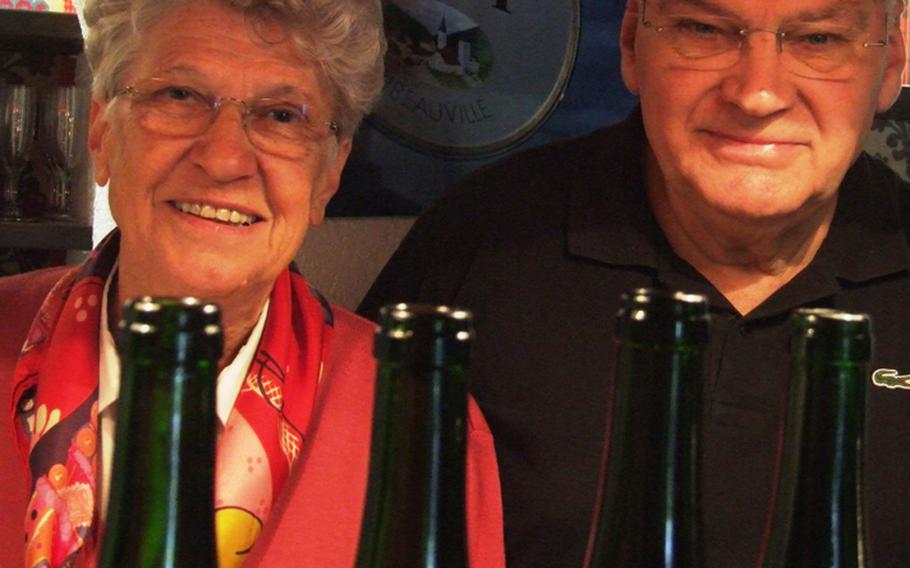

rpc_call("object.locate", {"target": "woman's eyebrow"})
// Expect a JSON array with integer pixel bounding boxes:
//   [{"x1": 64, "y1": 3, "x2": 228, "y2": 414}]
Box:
[
  {"x1": 259, "y1": 84, "x2": 317, "y2": 100},
  {"x1": 147, "y1": 64, "x2": 205, "y2": 80},
  {"x1": 142, "y1": 68, "x2": 322, "y2": 104}
]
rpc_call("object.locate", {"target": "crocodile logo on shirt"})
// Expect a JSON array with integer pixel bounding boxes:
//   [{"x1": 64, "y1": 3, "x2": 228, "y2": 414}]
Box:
[{"x1": 871, "y1": 368, "x2": 910, "y2": 390}]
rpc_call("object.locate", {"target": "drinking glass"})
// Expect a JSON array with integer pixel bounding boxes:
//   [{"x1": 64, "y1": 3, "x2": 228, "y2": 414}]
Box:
[
  {"x1": 0, "y1": 83, "x2": 37, "y2": 222},
  {"x1": 41, "y1": 84, "x2": 86, "y2": 221}
]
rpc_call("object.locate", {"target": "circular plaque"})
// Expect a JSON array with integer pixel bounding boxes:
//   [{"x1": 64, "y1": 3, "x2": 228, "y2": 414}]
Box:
[{"x1": 371, "y1": 0, "x2": 580, "y2": 157}]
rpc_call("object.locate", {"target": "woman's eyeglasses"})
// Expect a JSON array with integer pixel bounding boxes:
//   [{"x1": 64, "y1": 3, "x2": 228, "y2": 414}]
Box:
[{"x1": 112, "y1": 78, "x2": 339, "y2": 160}]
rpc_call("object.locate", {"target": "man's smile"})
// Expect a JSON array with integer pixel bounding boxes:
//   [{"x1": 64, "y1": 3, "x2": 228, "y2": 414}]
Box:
[{"x1": 699, "y1": 129, "x2": 807, "y2": 167}]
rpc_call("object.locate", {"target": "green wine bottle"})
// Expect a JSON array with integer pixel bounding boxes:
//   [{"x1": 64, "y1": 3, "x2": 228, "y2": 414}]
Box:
[
  {"x1": 98, "y1": 296, "x2": 221, "y2": 568},
  {"x1": 760, "y1": 308, "x2": 871, "y2": 568},
  {"x1": 355, "y1": 303, "x2": 473, "y2": 568},
  {"x1": 585, "y1": 288, "x2": 709, "y2": 568}
]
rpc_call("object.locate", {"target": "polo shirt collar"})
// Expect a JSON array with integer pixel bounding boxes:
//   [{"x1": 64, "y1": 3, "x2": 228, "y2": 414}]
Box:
[
  {"x1": 567, "y1": 107, "x2": 663, "y2": 270},
  {"x1": 819, "y1": 152, "x2": 910, "y2": 283}
]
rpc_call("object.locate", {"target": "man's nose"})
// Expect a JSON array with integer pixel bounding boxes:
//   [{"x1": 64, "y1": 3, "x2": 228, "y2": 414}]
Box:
[
  {"x1": 719, "y1": 31, "x2": 795, "y2": 117},
  {"x1": 190, "y1": 101, "x2": 258, "y2": 183}
]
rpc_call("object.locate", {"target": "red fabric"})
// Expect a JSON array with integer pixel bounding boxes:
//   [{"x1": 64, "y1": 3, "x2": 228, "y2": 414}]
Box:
[
  {"x1": 1, "y1": 264, "x2": 506, "y2": 567},
  {"x1": 243, "y1": 308, "x2": 506, "y2": 567},
  {"x1": 0, "y1": 266, "x2": 68, "y2": 567},
  {"x1": 7, "y1": 233, "x2": 333, "y2": 567}
]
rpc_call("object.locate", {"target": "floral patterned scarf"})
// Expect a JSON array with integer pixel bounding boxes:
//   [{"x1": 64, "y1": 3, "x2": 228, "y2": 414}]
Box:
[{"x1": 9, "y1": 231, "x2": 333, "y2": 567}]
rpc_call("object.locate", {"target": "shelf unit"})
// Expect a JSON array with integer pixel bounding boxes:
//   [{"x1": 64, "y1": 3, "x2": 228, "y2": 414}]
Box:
[
  {"x1": 0, "y1": 8, "x2": 92, "y2": 252},
  {"x1": 0, "y1": 10, "x2": 82, "y2": 55}
]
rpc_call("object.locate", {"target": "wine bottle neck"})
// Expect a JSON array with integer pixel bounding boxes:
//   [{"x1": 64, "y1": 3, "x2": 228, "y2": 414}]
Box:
[{"x1": 99, "y1": 359, "x2": 218, "y2": 566}]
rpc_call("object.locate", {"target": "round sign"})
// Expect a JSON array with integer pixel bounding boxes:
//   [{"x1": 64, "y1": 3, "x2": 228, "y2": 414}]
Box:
[{"x1": 371, "y1": 0, "x2": 580, "y2": 157}]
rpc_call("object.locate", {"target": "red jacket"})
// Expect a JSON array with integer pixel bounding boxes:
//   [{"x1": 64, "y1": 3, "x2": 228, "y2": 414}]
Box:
[{"x1": 0, "y1": 267, "x2": 505, "y2": 567}]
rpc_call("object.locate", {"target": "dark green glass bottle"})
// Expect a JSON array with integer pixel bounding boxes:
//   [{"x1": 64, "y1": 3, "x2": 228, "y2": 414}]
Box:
[
  {"x1": 98, "y1": 297, "x2": 221, "y2": 568},
  {"x1": 584, "y1": 288, "x2": 709, "y2": 568},
  {"x1": 760, "y1": 308, "x2": 871, "y2": 568},
  {"x1": 355, "y1": 303, "x2": 473, "y2": 568}
]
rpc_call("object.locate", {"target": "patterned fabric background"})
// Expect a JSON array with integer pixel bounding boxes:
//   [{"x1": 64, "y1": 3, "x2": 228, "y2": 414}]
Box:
[
  {"x1": 871, "y1": 7, "x2": 910, "y2": 181},
  {"x1": 0, "y1": 1, "x2": 75, "y2": 12},
  {"x1": 867, "y1": 120, "x2": 910, "y2": 183}
]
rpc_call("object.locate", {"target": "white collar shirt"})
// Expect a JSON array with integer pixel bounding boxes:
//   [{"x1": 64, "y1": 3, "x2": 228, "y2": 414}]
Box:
[{"x1": 96, "y1": 265, "x2": 269, "y2": 518}]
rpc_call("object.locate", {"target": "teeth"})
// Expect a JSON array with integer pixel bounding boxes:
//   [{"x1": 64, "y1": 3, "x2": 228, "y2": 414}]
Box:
[{"x1": 173, "y1": 201, "x2": 257, "y2": 226}]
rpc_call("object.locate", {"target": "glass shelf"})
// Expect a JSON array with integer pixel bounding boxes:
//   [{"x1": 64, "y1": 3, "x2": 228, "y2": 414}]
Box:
[{"x1": 0, "y1": 220, "x2": 92, "y2": 250}]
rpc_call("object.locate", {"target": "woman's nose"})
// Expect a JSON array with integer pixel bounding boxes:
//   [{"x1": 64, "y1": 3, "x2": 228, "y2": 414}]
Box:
[{"x1": 190, "y1": 102, "x2": 259, "y2": 183}]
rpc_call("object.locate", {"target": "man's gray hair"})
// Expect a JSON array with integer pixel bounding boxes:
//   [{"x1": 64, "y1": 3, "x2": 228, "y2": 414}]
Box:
[{"x1": 83, "y1": 0, "x2": 386, "y2": 137}]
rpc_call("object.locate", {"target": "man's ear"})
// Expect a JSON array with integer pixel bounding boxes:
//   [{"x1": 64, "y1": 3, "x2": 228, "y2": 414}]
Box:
[
  {"x1": 88, "y1": 98, "x2": 111, "y2": 185},
  {"x1": 309, "y1": 137, "x2": 352, "y2": 227},
  {"x1": 620, "y1": 0, "x2": 643, "y2": 95},
  {"x1": 876, "y1": 0, "x2": 908, "y2": 113}
]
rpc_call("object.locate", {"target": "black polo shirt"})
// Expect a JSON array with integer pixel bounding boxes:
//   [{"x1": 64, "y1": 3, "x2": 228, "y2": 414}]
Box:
[{"x1": 359, "y1": 110, "x2": 910, "y2": 568}]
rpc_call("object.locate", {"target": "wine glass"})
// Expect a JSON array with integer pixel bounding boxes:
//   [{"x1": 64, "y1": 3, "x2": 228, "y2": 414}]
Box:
[
  {"x1": 41, "y1": 84, "x2": 87, "y2": 221},
  {"x1": 0, "y1": 83, "x2": 37, "y2": 222}
]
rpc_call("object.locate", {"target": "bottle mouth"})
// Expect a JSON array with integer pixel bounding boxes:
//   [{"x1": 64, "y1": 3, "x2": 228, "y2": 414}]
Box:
[
  {"x1": 374, "y1": 303, "x2": 474, "y2": 365},
  {"x1": 122, "y1": 296, "x2": 220, "y2": 330},
  {"x1": 616, "y1": 288, "x2": 710, "y2": 346},
  {"x1": 118, "y1": 296, "x2": 223, "y2": 362},
  {"x1": 790, "y1": 308, "x2": 871, "y2": 362}
]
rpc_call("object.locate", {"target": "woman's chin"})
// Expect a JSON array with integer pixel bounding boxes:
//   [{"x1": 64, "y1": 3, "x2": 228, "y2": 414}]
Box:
[
  {"x1": 126, "y1": 268, "x2": 265, "y2": 305},
  {"x1": 172, "y1": 277, "x2": 258, "y2": 302}
]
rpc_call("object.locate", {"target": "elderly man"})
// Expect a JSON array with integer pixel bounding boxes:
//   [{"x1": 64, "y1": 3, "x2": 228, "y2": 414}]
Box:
[{"x1": 359, "y1": 0, "x2": 910, "y2": 566}]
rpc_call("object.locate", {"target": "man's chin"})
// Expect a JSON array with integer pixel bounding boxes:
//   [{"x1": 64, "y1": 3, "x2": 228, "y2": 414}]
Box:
[{"x1": 696, "y1": 173, "x2": 822, "y2": 217}]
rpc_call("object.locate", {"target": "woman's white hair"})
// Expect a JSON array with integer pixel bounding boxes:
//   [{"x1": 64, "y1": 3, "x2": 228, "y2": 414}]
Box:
[{"x1": 83, "y1": 0, "x2": 386, "y2": 136}]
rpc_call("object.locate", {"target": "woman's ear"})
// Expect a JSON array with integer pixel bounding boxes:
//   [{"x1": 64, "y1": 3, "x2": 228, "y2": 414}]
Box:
[
  {"x1": 88, "y1": 98, "x2": 111, "y2": 185},
  {"x1": 309, "y1": 137, "x2": 352, "y2": 227}
]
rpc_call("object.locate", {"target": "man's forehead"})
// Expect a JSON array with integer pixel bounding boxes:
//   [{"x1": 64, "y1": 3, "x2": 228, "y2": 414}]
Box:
[{"x1": 656, "y1": 0, "x2": 876, "y2": 17}]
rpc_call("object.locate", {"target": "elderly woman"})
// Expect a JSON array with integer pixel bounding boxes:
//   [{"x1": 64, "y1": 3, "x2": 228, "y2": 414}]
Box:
[{"x1": 0, "y1": 0, "x2": 504, "y2": 566}]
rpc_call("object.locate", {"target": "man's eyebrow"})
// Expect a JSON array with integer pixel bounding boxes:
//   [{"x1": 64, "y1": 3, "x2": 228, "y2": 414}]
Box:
[
  {"x1": 791, "y1": 4, "x2": 869, "y2": 27},
  {"x1": 659, "y1": 0, "x2": 871, "y2": 26},
  {"x1": 657, "y1": 0, "x2": 740, "y2": 18}
]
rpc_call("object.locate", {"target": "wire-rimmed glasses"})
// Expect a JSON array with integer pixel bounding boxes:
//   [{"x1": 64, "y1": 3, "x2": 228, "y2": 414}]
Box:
[
  {"x1": 111, "y1": 78, "x2": 339, "y2": 160},
  {"x1": 640, "y1": 0, "x2": 890, "y2": 80},
  {"x1": 0, "y1": 83, "x2": 37, "y2": 222}
]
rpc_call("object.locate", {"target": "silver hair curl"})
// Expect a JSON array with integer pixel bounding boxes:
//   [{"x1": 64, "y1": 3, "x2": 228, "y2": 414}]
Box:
[
  {"x1": 82, "y1": 0, "x2": 386, "y2": 136},
  {"x1": 889, "y1": 0, "x2": 908, "y2": 27}
]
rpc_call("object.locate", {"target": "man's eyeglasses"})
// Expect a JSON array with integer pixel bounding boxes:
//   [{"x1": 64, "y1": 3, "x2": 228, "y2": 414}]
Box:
[
  {"x1": 640, "y1": 0, "x2": 889, "y2": 80},
  {"x1": 112, "y1": 78, "x2": 339, "y2": 160}
]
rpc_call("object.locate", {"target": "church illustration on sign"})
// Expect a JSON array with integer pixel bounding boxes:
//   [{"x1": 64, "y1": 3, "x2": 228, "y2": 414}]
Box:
[
  {"x1": 427, "y1": 16, "x2": 482, "y2": 84},
  {"x1": 384, "y1": 0, "x2": 493, "y2": 91}
]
